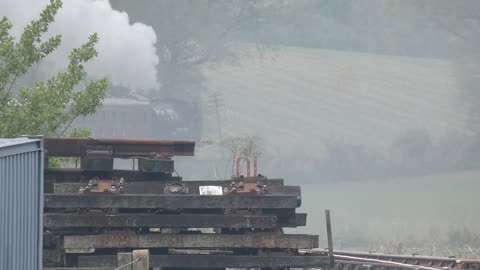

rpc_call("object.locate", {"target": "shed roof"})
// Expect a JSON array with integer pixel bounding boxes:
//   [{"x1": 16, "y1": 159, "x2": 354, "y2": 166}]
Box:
[
  {"x1": 0, "y1": 137, "x2": 35, "y2": 148},
  {"x1": 0, "y1": 137, "x2": 43, "y2": 157}
]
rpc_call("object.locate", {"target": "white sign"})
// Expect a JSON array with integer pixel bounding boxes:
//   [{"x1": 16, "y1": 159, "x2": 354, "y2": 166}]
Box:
[{"x1": 199, "y1": 186, "x2": 223, "y2": 195}]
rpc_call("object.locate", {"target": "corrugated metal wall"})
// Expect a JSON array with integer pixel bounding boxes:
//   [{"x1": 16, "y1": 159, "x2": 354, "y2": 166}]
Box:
[{"x1": 0, "y1": 138, "x2": 43, "y2": 270}]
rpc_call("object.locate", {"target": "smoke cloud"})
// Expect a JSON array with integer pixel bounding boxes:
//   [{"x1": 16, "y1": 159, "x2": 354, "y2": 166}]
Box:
[{"x1": 0, "y1": 0, "x2": 160, "y2": 92}]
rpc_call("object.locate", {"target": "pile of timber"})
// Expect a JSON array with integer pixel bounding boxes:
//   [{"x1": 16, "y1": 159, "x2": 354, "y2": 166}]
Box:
[{"x1": 42, "y1": 138, "x2": 330, "y2": 270}]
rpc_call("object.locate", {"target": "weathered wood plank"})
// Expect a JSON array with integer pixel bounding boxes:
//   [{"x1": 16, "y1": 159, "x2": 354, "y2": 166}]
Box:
[
  {"x1": 45, "y1": 169, "x2": 179, "y2": 183},
  {"x1": 44, "y1": 194, "x2": 298, "y2": 209},
  {"x1": 43, "y1": 267, "x2": 112, "y2": 270},
  {"x1": 44, "y1": 137, "x2": 195, "y2": 157},
  {"x1": 279, "y1": 213, "x2": 307, "y2": 227},
  {"x1": 43, "y1": 233, "x2": 61, "y2": 249},
  {"x1": 76, "y1": 254, "x2": 330, "y2": 268},
  {"x1": 77, "y1": 255, "x2": 116, "y2": 268},
  {"x1": 64, "y1": 233, "x2": 319, "y2": 249},
  {"x1": 132, "y1": 250, "x2": 149, "y2": 270},
  {"x1": 159, "y1": 254, "x2": 331, "y2": 268},
  {"x1": 44, "y1": 213, "x2": 279, "y2": 229},
  {"x1": 52, "y1": 179, "x2": 286, "y2": 194},
  {"x1": 43, "y1": 248, "x2": 63, "y2": 267},
  {"x1": 117, "y1": 252, "x2": 132, "y2": 270}
]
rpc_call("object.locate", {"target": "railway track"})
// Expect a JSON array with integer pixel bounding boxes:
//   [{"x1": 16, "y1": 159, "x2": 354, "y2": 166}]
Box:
[{"x1": 306, "y1": 250, "x2": 480, "y2": 270}]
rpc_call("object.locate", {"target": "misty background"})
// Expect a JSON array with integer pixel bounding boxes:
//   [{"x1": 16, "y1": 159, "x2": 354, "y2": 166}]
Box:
[{"x1": 2, "y1": 0, "x2": 480, "y2": 254}]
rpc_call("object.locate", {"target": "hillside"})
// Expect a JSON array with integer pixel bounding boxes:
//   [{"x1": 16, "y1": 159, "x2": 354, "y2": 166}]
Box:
[
  {"x1": 203, "y1": 47, "x2": 469, "y2": 158},
  {"x1": 290, "y1": 170, "x2": 480, "y2": 250}
]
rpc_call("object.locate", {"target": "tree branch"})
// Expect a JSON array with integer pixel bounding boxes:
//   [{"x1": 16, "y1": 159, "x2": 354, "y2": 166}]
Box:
[
  {"x1": 58, "y1": 114, "x2": 80, "y2": 136},
  {"x1": 37, "y1": 78, "x2": 75, "y2": 132},
  {"x1": 0, "y1": 74, "x2": 18, "y2": 110},
  {"x1": 189, "y1": 0, "x2": 255, "y2": 66}
]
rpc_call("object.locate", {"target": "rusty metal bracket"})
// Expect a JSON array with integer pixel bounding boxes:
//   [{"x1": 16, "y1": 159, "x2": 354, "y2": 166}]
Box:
[
  {"x1": 235, "y1": 155, "x2": 258, "y2": 178},
  {"x1": 224, "y1": 180, "x2": 267, "y2": 195},
  {"x1": 79, "y1": 177, "x2": 125, "y2": 194}
]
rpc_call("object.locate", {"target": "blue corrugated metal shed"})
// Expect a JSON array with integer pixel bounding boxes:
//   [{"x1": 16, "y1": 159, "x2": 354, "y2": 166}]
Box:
[{"x1": 0, "y1": 136, "x2": 43, "y2": 270}]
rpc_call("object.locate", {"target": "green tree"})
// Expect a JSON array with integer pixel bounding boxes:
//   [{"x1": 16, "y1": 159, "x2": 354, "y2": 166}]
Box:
[
  {"x1": 433, "y1": 1, "x2": 480, "y2": 135},
  {"x1": 0, "y1": 0, "x2": 109, "y2": 138},
  {"x1": 394, "y1": 0, "x2": 480, "y2": 134}
]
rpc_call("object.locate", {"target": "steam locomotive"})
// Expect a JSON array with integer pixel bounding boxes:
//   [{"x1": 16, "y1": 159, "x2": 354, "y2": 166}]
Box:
[{"x1": 73, "y1": 96, "x2": 202, "y2": 141}]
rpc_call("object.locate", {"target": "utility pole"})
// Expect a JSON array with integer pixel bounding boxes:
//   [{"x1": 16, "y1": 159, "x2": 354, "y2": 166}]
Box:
[
  {"x1": 207, "y1": 91, "x2": 225, "y2": 180},
  {"x1": 208, "y1": 91, "x2": 224, "y2": 141}
]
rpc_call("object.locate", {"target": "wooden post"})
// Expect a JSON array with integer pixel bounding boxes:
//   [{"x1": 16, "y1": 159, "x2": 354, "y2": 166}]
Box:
[
  {"x1": 133, "y1": 249, "x2": 149, "y2": 270},
  {"x1": 325, "y1": 209, "x2": 334, "y2": 268},
  {"x1": 117, "y1": 252, "x2": 133, "y2": 270}
]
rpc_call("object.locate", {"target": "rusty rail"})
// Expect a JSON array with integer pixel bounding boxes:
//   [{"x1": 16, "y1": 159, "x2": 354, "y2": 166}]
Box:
[
  {"x1": 44, "y1": 137, "x2": 195, "y2": 157},
  {"x1": 306, "y1": 249, "x2": 480, "y2": 270}
]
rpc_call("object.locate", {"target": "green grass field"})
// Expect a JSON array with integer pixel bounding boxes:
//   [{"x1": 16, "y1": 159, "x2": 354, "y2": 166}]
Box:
[
  {"x1": 287, "y1": 170, "x2": 480, "y2": 251},
  {"x1": 204, "y1": 46, "x2": 467, "y2": 158}
]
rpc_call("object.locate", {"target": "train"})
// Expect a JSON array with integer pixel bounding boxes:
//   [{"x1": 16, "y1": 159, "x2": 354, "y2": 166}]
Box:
[{"x1": 73, "y1": 95, "x2": 202, "y2": 141}]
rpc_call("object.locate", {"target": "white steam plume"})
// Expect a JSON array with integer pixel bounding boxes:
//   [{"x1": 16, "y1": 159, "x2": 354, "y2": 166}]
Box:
[{"x1": 0, "y1": 0, "x2": 160, "y2": 92}]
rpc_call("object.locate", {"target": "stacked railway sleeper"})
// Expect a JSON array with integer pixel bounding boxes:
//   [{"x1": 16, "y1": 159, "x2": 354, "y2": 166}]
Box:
[{"x1": 42, "y1": 137, "x2": 332, "y2": 270}]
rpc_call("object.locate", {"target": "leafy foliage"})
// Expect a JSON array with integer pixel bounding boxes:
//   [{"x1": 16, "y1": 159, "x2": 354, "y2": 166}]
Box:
[
  {"x1": 391, "y1": 0, "x2": 480, "y2": 134},
  {"x1": 220, "y1": 136, "x2": 262, "y2": 177},
  {"x1": 0, "y1": 0, "x2": 109, "y2": 138}
]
